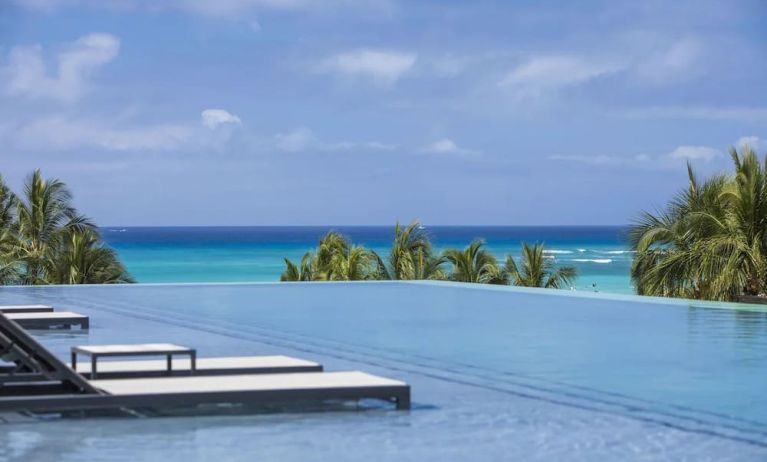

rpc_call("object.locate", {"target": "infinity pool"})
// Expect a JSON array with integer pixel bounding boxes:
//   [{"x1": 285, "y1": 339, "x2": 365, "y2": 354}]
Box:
[{"x1": 1, "y1": 282, "x2": 766, "y2": 461}]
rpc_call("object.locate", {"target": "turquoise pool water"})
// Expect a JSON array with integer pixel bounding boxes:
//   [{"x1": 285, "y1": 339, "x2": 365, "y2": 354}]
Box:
[{"x1": 1, "y1": 282, "x2": 766, "y2": 461}]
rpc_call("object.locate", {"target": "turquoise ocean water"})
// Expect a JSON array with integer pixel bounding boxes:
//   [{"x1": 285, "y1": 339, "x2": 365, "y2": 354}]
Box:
[{"x1": 102, "y1": 226, "x2": 634, "y2": 294}]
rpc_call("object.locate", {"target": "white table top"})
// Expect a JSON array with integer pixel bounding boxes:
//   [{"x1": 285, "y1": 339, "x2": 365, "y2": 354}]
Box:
[
  {"x1": 72, "y1": 343, "x2": 193, "y2": 355},
  {"x1": 6, "y1": 311, "x2": 85, "y2": 320}
]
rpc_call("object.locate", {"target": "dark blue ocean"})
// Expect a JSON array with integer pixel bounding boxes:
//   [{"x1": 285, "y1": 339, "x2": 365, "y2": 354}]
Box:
[{"x1": 102, "y1": 226, "x2": 633, "y2": 294}]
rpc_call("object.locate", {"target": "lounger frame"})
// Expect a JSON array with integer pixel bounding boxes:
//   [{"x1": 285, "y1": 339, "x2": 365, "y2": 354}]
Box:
[
  {"x1": 0, "y1": 305, "x2": 55, "y2": 314},
  {"x1": 5, "y1": 312, "x2": 89, "y2": 330},
  {"x1": 0, "y1": 383, "x2": 410, "y2": 412}
]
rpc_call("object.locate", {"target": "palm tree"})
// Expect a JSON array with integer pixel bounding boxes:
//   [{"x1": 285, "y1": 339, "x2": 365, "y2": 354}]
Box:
[
  {"x1": 14, "y1": 170, "x2": 94, "y2": 284},
  {"x1": 504, "y1": 242, "x2": 577, "y2": 289},
  {"x1": 0, "y1": 175, "x2": 19, "y2": 284},
  {"x1": 314, "y1": 231, "x2": 349, "y2": 277},
  {"x1": 630, "y1": 145, "x2": 767, "y2": 301},
  {"x1": 442, "y1": 239, "x2": 506, "y2": 284},
  {"x1": 280, "y1": 252, "x2": 318, "y2": 281},
  {"x1": 47, "y1": 228, "x2": 134, "y2": 284},
  {"x1": 280, "y1": 231, "x2": 378, "y2": 281},
  {"x1": 0, "y1": 174, "x2": 16, "y2": 231},
  {"x1": 327, "y1": 245, "x2": 377, "y2": 281},
  {"x1": 374, "y1": 221, "x2": 446, "y2": 280}
]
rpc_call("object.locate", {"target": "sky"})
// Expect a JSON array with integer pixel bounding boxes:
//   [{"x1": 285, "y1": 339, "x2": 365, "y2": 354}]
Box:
[{"x1": 1, "y1": 0, "x2": 765, "y2": 226}]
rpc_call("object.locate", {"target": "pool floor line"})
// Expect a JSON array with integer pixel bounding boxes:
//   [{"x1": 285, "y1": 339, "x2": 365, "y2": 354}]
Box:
[{"x1": 47, "y1": 295, "x2": 767, "y2": 448}]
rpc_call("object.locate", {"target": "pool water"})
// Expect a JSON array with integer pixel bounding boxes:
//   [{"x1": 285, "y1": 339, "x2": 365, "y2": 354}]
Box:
[{"x1": 1, "y1": 282, "x2": 766, "y2": 461}]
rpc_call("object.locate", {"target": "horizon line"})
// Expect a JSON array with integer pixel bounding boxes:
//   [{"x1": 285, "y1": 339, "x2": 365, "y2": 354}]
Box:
[{"x1": 99, "y1": 224, "x2": 631, "y2": 228}]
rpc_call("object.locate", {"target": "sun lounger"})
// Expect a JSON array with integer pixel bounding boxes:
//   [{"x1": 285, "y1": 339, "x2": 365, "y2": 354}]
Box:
[
  {"x1": 0, "y1": 305, "x2": 54, "y2": 314},
  {"x1": 0, "y1": 371, "x2": 410, "y2": 412},
  {"x1": 5, "y1": 311, "x2": 89, "y2": 330},
  {"x1": 0, "y1": 312, "x2": 410, "y2": 413}
]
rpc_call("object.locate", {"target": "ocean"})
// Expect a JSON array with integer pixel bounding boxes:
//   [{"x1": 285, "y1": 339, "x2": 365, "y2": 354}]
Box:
[{"x1": 102, "y1": 226, "x2": 634, "y2": 294}]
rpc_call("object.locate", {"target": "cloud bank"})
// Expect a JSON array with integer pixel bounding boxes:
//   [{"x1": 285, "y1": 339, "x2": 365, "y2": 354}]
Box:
[{"x1": 3, "y1": 33, "x2": 119, "y2": 103}]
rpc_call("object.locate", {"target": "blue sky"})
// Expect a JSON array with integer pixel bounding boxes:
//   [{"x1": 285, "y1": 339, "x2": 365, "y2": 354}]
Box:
[{"x1": 1, "y1": 0, "x2": 765, "y2": 226}]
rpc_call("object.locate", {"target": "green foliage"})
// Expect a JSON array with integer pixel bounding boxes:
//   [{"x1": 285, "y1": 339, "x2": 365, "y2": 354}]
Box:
[
  {"x1": 280, "y1": 231, "x2": 378, "y2": 281},
  {"x1": 280, "y1": 222, "x2": 578, "y2": 290},
  {"x1": 0, "y1": 175, "x2": 19, "y2": 284},
  {"x1": 373, "y1": 221, "x2": 446, "y2": 280},
  {"x1": 0, "y1": 170, "x2": 133, "y2": 285},
  {"x1": 442, "y1": 239, "x2": 507, "y2": 284},
  {"x1": 280, "y1": 252, "x2": 316, "y2": 281},
  {"x1": 46, "y1": 228, "x2": 134, "y2": 284},
  {"x1": 630, "y1": 145, "x2": 767, "y2": 301},
  {"x1": 505, "y1": 242, "x2": 577, "y2": 289}
]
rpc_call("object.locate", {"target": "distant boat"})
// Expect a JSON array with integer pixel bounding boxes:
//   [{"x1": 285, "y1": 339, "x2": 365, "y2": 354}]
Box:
[{"x1": 418, "y1": 225, "x2": 426, "y2": 230}]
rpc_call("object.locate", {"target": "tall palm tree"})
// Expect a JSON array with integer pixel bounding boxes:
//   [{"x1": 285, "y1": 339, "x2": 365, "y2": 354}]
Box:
[
  {"x1": 504, "y1": 242, "x2": 577, "y2": 289},
  {"x1": 442, "y1": 239, "x2": 506, "y2": 284},
  {"x1": 47, "y1": 228, "x2": 134, "y2": 284},
  {"x1": 374, "y1": 221, "x2": 446, "y2": 280},
  {"x1": 630, "y1": 145, "x2": 767, "y2": 301},
  {"x1": 14, "y1": 170, "x2": 94, "y2": 284}
]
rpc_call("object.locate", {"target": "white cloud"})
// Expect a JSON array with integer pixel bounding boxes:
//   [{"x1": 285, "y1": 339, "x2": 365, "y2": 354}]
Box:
[
  {"x1": 2, "y1": 107, "x2": 243, "y2": 153},
  {"x1": 13, "y1": 0, "x2": 392, "y2": 18},
  {"x1": 274, "y1": 127, "x2": 318, "y2": 152},
  {"x1": 175, "y1": 0, "x2": 309, "y2": 18},
  {"x1": 667, "y1": 145, "x2": 721, "y2": 162},
  {"x1": 618, "y1": 106, "x2": 767, "y2": 122},
  {"x1": 736, "y1": 136, "x2": 762, "y2": 151},
  {"x1": 273, "y1": 127, "x2": 395, "y2": 153},
  {"x1": 549, "y1": 154, "x2": 650, "y2": 166},
  {"x1": 319, "y1": 49, "x2": 417, "y2": 84},
  {"x1": 176, "y1": 0, "x2": 393, "y2": 18},
  {"x1": 633, "y1": 38, "x2": 704, "y2": 84},
  {"x1": 201, "y1": 109, "x2": 242, "y2": 129},
  {"x1": 499, "y1": 56, "x2": 619, "y2": 100},
  {"x1": 549, "y1": 146, "x2": 723, "y2": 168},
  {"x1": 422, "y1": 138, "x2": 478, "y2": 156},
  {"x1": 3, "y1": 33, "x2": 119, "y2": 103},
  {"x1": 7, "y1": 116, "x2": 194, "y2": 152},
  {"x1": 331, "y1": 141, "x2": 396, "y2": 151},
  {"x1": 497, "y1": 38, "x2": 705, "y2": 103}
]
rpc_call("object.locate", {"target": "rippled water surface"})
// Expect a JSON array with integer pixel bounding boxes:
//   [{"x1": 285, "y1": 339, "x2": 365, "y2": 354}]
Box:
[{"x1": 1, "y1": 282, "x2": 766, "y2": 461}]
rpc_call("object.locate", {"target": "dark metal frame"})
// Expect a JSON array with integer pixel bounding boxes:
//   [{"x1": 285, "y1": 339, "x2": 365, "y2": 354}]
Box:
[
  {"x1": 0, "y1": 384, "x2": 411, "y2": 412},
  {"x1": 71, "y1": 345, "x2": 197, "y2": 379},
  {"x1": 0, "y1": 305, "x2": 54, "y2": 314},
  {"x1": 6, "y1": 313, "x2": 90, "y2": 330}
]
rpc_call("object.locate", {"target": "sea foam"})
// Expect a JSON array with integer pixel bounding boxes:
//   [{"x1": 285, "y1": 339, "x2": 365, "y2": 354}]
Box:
[{"x1": 572, "y1": 258, "x2": 612, "y2": 264}]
